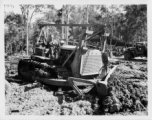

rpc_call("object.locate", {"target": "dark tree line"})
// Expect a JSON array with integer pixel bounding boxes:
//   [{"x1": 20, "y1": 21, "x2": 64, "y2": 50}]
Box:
[{"x1": 4, "y1": 4, "x2": 147, "y2": 56}]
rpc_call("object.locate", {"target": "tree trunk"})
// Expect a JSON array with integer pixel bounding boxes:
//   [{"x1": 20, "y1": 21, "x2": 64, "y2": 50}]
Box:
[
  {"x1": 109, "y1": 7, "x2": 115, "y2": 58},
  {"x1": 85, "y1": 5, "x2": 89, "y2": 47},
  {"x1": 66, "y1": 5, "x2": 70, "y2": 45},
  {"x1": 26, "y1": 21, "x2": 29, "y2": 56},
  {"x1": 11, "y1": 43, "x2": 12, "y2": 55},
  {"x1": 86, "y1": 5, "x2": 88, "y2": 29},
  {"x1": 110, "y1": 22, "x2": 113, "y2": 58},
  {"x1": 62, "y1": 5, "x2": 64, "y2": 40}
]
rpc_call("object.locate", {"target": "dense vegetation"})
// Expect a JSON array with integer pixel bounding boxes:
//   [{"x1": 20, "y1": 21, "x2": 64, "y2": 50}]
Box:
[{"x1": 4, "y1": 4, "x2": 147, "y2": 56}]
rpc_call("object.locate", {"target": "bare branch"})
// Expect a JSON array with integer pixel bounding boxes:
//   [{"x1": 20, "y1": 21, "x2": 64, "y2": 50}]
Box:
[{"x1": 29, "y1": 9, "x2": 36, "y2": 23}]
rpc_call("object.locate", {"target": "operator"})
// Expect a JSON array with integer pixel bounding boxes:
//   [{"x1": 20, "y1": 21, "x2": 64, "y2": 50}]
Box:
[
  {"x1": 44, "y1": 34, "x2": 53, "y2": 57},
  {"x1": 45, "y1": 34, "x2": 61, "y2": 60},
  {"x1": 36, "y1": 36, "x2": 46, "y2": 48}
]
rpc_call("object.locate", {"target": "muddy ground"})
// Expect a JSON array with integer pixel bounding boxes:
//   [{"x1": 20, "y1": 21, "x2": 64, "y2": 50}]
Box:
[{"x1": 5, "y1": 56, "x2": 148, "y2": 115}]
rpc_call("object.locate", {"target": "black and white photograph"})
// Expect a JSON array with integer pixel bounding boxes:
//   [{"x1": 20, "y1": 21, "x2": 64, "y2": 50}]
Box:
[{"x1": 1, "y1": 0, "x2": 151, "y2": 119}]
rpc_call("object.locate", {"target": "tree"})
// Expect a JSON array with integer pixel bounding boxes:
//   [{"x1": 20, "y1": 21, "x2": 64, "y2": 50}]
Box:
[
  {"x1": 64, "y1": 5, "x2": 76, "y2": 43},
  {"x1": 120, "y1": 5, "x2": 147, "y2": 44},
  {"x1": 4, "y1": 12, "x2": 24, "y2": 54},
  {"x1": 94, "y1": 5, "x2": 128, "y2": 57},
  {"x1": 20, "y1": 4, "x2": 44, "y2": 55},
  {"x1": 108, "y1": 5, "x2": 123, "y2": 57},
  {"x1": 56, "y1": 5, "x2": 76, "y2": 43},
  {"x1": 43, "y1": 5, "x2": 56, "y2": 22}
]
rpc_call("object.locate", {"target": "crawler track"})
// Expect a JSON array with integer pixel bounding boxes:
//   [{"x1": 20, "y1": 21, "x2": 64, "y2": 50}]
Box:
[{"x1": 18, "y1": 59, "x2": 71, "y2": 82}]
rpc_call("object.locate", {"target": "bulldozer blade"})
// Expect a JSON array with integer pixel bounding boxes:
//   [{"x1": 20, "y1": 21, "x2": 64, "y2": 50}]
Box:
[
  {"x1": 67, "y1": 66, "x2": 117, "y2": 97},
  {"x1": 96, "y1": 65, "x2": 118, "y2": 97}
]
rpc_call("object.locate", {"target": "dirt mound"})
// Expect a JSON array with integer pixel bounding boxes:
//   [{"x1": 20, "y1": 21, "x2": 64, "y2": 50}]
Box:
[
  {"x1": 5, "y1": 57, "x2": 148, "y2": 115},
  {"x1": 100, "y1": 59, "x2": 148, "y2": 114},
  {"x1": 102, "y1": 75, "x2": 147, "y2": 113}
]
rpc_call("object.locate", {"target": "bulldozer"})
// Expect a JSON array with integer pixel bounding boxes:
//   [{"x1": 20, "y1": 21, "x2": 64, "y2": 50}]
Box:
[
  {"x1": 18, "y1": 21, "x2": 117, "y2": 97},
  {"x1": 124, "y1": 42, "x2": 147, "y2": 60}
]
